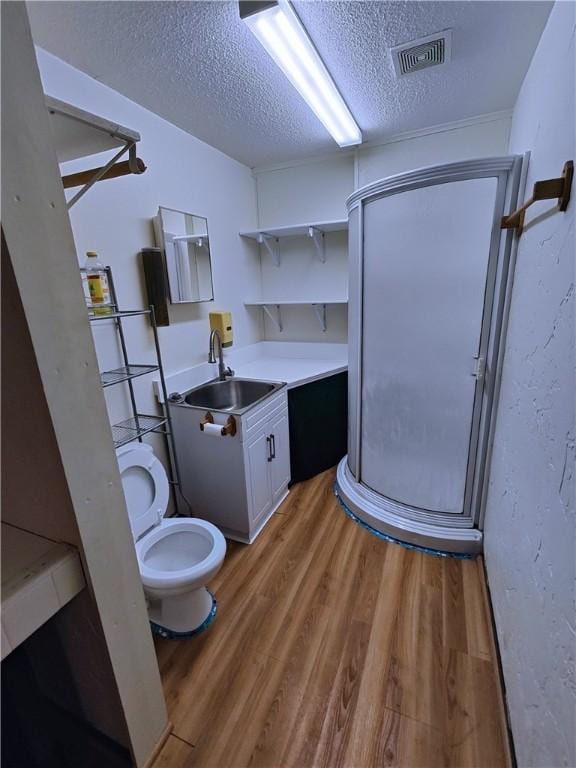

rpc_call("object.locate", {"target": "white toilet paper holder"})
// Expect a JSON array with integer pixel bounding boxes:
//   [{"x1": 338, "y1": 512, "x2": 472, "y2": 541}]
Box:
[{"x1": 200, "y1": 411, "x2": 237, "y2": 437}]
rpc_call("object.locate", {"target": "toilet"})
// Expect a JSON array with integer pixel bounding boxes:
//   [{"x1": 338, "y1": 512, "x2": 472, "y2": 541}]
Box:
[{"x1": 117, "y1": 442, "x2": 226, "y2": 638}]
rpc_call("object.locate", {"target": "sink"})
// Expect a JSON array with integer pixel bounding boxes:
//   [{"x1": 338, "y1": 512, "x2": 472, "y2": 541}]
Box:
[{"x1": 182, "y1": 378, "x2": 283, "y2": 413}]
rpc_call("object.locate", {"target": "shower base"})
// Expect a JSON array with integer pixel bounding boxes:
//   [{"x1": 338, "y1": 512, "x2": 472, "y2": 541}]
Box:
[{"x1": 335, "y1": 458, "x2": 483, "y2": 555}]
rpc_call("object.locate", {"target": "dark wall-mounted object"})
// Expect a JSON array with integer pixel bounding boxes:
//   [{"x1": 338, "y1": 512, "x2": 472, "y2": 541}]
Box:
[
  {"x1": 288, "y1": 372, "x2": 348, "y2": 485},
  {"x1": 140, "y1": 248, "x2": 170, "y2": 327}
]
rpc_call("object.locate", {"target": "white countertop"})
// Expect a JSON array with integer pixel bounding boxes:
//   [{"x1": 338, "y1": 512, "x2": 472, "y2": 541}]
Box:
[
  {"x1": 233, "y1": 356, "x2": 346, "y2": 389},
  {"x1": 156, "y1": 341, "x2": 347, "y2": 402}
]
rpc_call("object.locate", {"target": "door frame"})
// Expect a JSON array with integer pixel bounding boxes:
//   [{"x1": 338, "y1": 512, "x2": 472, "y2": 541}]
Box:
[{"x1": 339, "y1": 156, "x2": 527, "y2": 553}]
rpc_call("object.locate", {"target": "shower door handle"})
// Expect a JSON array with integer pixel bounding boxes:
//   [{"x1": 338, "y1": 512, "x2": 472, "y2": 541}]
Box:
[{"x1": 471, "y1": 355, "x2": 486, "y2": 382}]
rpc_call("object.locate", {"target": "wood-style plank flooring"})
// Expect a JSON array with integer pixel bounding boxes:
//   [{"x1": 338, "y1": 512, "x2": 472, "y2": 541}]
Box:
[{"x1": 153, "y1": 468, "x2": 511, "y2": 768}]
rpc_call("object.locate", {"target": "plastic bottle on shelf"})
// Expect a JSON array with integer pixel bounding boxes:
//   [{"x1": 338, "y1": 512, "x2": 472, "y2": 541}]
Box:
[
  {"x1": 80, "y1": 268, "x2": 92, "y2": 311},
  {"x1": 85, "y1": 251, "x2": 112, "y2": 315}
]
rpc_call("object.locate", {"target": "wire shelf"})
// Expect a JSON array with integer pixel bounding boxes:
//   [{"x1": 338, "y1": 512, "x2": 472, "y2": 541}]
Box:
[
  {"x1": 89, "y1": 308, "x2": 152, "y2": 321},
  {"x1": 100, "y1": 364, "x2": 159, "y2": 388},
  {"x1": 88, "y1": 286, "x2": 185, "y2": 512},
  {"x1": 87, "y1": 304, "x2": 116, "y2": 317},
  {"x1": 112, "y1": 415, "x2": 168, "y2": 448}
]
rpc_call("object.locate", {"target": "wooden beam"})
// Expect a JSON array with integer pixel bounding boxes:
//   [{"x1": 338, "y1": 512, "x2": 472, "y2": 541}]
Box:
[{"x1": 1, "y1": 5, "x2": 168, "y2": 766}]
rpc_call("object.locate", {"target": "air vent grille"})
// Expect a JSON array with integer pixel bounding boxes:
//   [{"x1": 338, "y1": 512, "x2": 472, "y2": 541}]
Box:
[{"x1": 391, "y1": 30, "x2": 452, "y2": 77}]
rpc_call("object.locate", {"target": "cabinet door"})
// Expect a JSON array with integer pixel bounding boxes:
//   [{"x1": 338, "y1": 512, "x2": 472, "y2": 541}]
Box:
[
  {"x1": 246, "y1": 430, "x2": 272, "y2": 526},
  {"x1": 269, "y1": 409, "x2": 291, "y2": 505}
]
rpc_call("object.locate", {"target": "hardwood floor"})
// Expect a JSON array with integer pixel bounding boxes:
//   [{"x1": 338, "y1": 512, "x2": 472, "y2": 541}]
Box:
[{"x1": 153, "y1": 468, "x2": 511, "y2": 768}]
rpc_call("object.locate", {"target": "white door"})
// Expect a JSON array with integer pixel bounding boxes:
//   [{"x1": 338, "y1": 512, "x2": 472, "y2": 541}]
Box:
[
  {"x1": 269, "y1": 410, "x2": 291, "y2": 505},
  {"x1": 361, "y1": 177, "x2": 497, "y2": 515},
  {"x1": 246, "y1": 430, "x2": 272, "y2": 525}
]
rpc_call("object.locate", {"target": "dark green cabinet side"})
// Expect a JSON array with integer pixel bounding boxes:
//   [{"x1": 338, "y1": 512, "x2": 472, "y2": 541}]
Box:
[{"x1": 288, "y1": 372, "x2": 348, "y2": 485}]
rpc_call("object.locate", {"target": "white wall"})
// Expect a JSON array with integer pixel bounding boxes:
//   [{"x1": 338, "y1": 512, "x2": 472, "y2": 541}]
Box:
[
  {"x1": 36, "y1": 48, "x2": 261, "y2": 368},
  {"x1": 35, "y1": 49, "x2": 262, "y2": 486},
  {"x1": 251, "y1": 154, "x2": 352, "y2": 341},
  {"x1": 357, "y1": 114, "x2": 511, "y2": 186},
  {"x1": 255, "y1": 154, "x2": 354, "y2": 225},
  {"x1": 253, "y1": 113, "x2": 510, "y2": 342},
  {"x1": 483, "y1": 3, "x2": 576, "y2": 767}
]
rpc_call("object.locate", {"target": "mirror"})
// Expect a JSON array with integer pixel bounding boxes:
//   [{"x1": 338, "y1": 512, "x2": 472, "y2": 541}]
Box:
[{"x1": 154, "y1": 206, "x2": 214, "y2": 304}]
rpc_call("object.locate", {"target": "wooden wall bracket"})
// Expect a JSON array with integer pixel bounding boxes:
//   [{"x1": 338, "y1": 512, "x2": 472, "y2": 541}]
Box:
[
  {"x1": 199, "y1": 412, "x2": 237, "y2": 437},
  {"x1": 222, "y1": 415, "x2": 237, "y2": 437},
  {"x1": 501, "y1": 160, "x2": 573, "y2": 236},
  {"x1": 199, "y1": 411, "x2": 214, "y2": 430}
]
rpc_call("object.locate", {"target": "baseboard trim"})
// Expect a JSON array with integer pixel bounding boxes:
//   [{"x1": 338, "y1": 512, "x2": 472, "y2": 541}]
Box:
[
  {"x1": 478, "y1": 557, "x2": 517, "y2": 768},
  {"x1": 140, "y1": 721, "x2": 173, "y2": 768}
]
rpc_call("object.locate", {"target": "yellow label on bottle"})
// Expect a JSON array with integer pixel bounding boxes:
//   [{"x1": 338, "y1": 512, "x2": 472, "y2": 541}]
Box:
[{"x1": 88, "y1": 274, "x2": 104, "y2": 303}]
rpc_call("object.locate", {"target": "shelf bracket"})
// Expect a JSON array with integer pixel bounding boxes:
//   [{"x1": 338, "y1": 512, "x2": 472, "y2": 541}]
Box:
[
  {"x1": 257, "y1": 233, "x2": 281, "y2": 266},
  {"x1": 308, "y1": 226, "x2": 326, "y2": 263},
  {"x1": 64, "y1": 141, "x2": 146, "y2": 209},
  {"x1": 262, "y1": 304, "x2": 283, "y2": 332},
  {"x1": 312, "y1": 303, "x2": 327, "y2": 332}
]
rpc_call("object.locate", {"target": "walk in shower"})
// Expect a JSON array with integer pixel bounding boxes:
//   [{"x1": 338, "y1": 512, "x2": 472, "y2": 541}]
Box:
[{"x1": 336, "y1": 156, "x2": 525, "y2": 554}]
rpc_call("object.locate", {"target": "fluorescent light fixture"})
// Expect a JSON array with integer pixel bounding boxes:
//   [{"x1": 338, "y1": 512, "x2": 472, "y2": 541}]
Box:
[{"x1": 240, "y1": 0, "x2": 362, "y2": 147}]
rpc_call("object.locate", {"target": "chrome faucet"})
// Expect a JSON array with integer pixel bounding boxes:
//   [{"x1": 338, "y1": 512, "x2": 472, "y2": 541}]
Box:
[{"x1": 208, "y1": 329, "x2": 234, "y2": 381}]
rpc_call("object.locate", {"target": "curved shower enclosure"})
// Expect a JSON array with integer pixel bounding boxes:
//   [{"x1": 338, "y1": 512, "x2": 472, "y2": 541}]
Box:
[{"x1": 336, "y1": 156, "x2": 525, "y2": 554}]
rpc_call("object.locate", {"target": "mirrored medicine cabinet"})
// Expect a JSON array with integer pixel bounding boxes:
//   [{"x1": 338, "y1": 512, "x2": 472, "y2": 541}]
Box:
[{"x1": 154, "y1": 206, "x2": 214, "y2": 304}]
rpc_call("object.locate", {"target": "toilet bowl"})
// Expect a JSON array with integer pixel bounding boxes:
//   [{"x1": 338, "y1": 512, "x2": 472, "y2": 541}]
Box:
[{"x1": 117, "y1": 442, "x2": 226, "y2": 637}]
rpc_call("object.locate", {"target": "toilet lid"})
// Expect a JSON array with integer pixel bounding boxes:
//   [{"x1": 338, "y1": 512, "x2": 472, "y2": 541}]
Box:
[{"x1": 116, "y1": 443, "x2": 169, "y2": 540}]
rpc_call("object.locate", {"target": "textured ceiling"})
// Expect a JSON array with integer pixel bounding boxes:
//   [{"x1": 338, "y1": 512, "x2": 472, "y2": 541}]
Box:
[{"x1": 27, "y1": 1, "x2": 552, "y2": 168}]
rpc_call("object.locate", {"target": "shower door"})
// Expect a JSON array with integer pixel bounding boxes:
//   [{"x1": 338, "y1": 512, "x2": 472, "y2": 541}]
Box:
[
  {"x1": 339, "y1": 157, "x2": 524, "y2": 551},
  {"x1": 360, "y1": 177, "x2": 497, "y2": 515}
]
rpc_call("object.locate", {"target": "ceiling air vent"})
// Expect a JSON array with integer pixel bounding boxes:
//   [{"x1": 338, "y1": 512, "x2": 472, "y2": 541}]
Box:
[{"x1": 391, "y1": 30, "x2": 452, "y2": 77}]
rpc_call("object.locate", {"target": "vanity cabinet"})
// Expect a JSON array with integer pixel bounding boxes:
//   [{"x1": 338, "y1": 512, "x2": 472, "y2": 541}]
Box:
[
  {"x1": 170, "y1": 387, "x2": 290, "y2": 543},
  {"x1": 246, "y1": 406, "x2": 290, "y2": 530}
]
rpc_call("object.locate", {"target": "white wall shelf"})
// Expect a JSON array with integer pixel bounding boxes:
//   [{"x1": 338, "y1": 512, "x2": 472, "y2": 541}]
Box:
[
  {"x1": 46, "y1": 95, "x2": 141, "y2": 163},
  {"x1": 240, "y1": 219, "x2": 347, "y2": 266},
  {"x1": 45, "y1": 95, "x2": 145, "y2": 209},
  {"x1": 245, "y1": 299, "x2": 348, "y2": 333},
  {"x1": 1, "y1": 523, "x2": 86, "y2": 660}
]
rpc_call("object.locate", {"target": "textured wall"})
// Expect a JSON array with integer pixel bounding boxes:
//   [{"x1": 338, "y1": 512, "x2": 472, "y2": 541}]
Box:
[{"x1": 483, "y1": 3, "x2": 575, "y2": 766}]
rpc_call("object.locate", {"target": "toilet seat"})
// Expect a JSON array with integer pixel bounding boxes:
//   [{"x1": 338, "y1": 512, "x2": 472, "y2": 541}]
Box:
[
  {"x1": 136, "y1": 518, "x2": 226, "y2": 591},
  {"x1": 117, "y1": 443, "x2": 169, "y2": 540}
]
